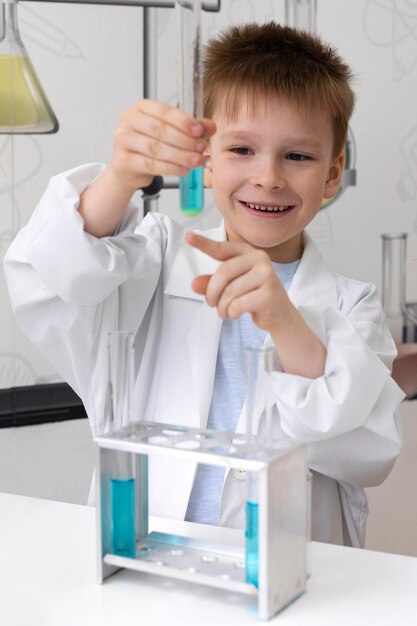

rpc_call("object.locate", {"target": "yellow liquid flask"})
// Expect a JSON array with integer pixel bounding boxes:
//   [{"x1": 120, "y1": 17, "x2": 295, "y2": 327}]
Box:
[
  {"x1": 176, "y1": 0, "x2": 204, "y2": 216},
  {"x1": 0, "y1": 0, "x2": 58, "y2": 133}
]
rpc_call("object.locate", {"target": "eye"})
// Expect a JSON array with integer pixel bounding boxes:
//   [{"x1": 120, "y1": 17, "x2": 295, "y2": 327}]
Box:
[
  {"x1": 230, "y1": 146, "x2": 252, "y2": 156},
  {"x1": 287, "y1": 153, "x2": 311, "y2": 162}
]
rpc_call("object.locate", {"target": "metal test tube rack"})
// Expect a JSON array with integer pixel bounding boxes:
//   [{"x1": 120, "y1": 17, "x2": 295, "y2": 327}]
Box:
[{"x1": 95, "y1": 420, "x2": 307, "y2": 621}]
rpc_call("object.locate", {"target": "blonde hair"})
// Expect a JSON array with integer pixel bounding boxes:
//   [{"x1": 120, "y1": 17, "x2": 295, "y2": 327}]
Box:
[{"x1": 203, "y1": 22, "x2": 355, "y2": 156}]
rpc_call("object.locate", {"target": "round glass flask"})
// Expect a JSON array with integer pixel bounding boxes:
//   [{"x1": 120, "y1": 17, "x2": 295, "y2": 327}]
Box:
[{"x1": 0, "y1": 0, "x2": 59, "y2": 133}]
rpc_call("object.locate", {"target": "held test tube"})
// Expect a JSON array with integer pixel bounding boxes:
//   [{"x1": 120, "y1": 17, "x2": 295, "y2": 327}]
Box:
[
  {"x1": 245, "y1": 345, "x2": 274, "y2": 588},
  {"x1": 108, "y1": 331, "x2": 136, "y2": 558},
  {"x1": 176, "y1": 0, "x2": 204, "y2": 216}
]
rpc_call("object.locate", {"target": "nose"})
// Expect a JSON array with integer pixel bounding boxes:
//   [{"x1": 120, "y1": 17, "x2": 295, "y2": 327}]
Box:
[{"x1": 249, "y1": 156, "x2": 286, "y2": 190}]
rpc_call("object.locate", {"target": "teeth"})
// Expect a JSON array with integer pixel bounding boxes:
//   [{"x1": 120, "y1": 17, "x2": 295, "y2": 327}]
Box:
[{"x1": 246, "y1": 202, "x2": 289, "y2": 213}]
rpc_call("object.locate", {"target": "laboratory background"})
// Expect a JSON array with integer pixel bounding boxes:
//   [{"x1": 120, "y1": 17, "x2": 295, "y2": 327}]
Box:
[{"x1": 1, "y1": 0, "x2": 417, "y2": 556}]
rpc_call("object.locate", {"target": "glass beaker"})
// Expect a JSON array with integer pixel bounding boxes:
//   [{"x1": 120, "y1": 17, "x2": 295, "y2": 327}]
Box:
[
  {"x1": 108, "y1": 331, "x2": 136, "y2": 558},
  {"x1": 244, "y1": 345, "x2": 274, "y2": 589},
  {"x1": 175, "y1": 0, "x2": 204, "y2": 216},
  {"x1": 0, "y1": 0, "x2": 58, "y2": 133}
]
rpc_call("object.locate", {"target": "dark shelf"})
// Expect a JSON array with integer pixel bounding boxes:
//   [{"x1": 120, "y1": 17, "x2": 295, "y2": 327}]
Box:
[{"x1": 0, "y1": 383, "x2": 87, "y2": 429}]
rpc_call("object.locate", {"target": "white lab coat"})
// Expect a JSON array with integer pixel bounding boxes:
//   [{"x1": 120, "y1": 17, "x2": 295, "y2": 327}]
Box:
[{"x1": 3, "y1": 163, "x2": 404, "y2": 548}]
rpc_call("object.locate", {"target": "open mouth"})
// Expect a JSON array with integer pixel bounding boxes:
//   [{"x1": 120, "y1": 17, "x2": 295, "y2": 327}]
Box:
[{"x1": 241, "y1": 201, "x2": 295, "y2": 214}]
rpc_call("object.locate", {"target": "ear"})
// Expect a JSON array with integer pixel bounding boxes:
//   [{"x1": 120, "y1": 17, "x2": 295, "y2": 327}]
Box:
[
  {"x1": 203, "y1": 155, "x2": 213, "y2": 188},
  {"x1": 323, "y1": 151, "x2": 344, "y2": 199}
]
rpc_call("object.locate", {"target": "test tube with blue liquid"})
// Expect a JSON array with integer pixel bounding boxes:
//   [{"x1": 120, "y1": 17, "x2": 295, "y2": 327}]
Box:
[
  {"x1": 176, "y1": 0, "x2": 204, "y2": 216},
  {"x1": 245, "y1": 345, "x2": 274, "y2": 588},
  {"x1": 108, "y1": 331, "x2": 136, "y2": 558}
]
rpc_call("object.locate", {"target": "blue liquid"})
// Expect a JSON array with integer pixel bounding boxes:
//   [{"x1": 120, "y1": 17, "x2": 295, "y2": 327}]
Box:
[
  {"x1": 110, "y1": 477, "x2": 136, "y2": 557},
  {"x1": 245, "y1": 500, "x2": 259, "y2": 588},
  {"x1": 180, "y1": 166, "x2": 204, "y2": 216}
]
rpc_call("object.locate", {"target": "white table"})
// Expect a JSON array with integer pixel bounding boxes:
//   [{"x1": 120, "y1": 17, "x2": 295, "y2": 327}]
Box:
[{"x1": 0, "y1": 492, "x2": 416, "y2": 625}]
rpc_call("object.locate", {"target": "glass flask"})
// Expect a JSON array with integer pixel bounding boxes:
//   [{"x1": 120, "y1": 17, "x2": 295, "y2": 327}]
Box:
[
  {"x1": 176, "y1": 0, "x2": 204, "y2": 216},
  {"x1": 381, "y1": 233, "x2": 417, "y2": 343},
  {"x1": 0, "y1": 0, "x2": 59, "y2": 134},
  {"x1": 108, "y1": 331, "x2": 137, "y2": 558}
]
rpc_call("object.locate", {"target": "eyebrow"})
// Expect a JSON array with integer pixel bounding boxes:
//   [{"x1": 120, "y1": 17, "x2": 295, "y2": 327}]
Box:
[
  {"x1": 220, "y1": 131, "x2": 323, "y2": 149},
  {"x1": 220, "y1": 131, "x2": 253, "y2": 140}
]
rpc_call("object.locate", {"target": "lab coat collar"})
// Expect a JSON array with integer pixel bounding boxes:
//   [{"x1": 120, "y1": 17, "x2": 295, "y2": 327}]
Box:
[
  {"x1": 287, "y1": 231, "x2": 338, "y2": 311},
  {"x1": 164, "y1": 221, "x2": 227, "y2": 301},
  {"x1": 165, "y1": 223, "x2": 337, "y2": 311}
]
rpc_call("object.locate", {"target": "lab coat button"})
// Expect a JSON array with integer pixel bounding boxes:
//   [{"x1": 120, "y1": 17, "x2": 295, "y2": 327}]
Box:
[{"x1": 233, "y1": 468, "x2": 247, "y2": 481}]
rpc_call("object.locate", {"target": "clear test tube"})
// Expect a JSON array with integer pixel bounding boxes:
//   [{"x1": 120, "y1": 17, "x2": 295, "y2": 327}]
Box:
[
  {"x1": 244, "y1": 345, "x2": 274, "y2": 588},
  {"x1": 306, "y1": 469, "x2": 313, "y2": 578},
  {"x1": 381, "y1": 233, "x2": 407, "y2": 343},
  {"x1": 175, "y1": 0, "x2": 204, "y2": 216},
  {"x1": 285, "y1": 0, "x2": 317, "y2": 33},
  {"x1": 108, "y1": 331, "x2": 136, "y2": 558}
]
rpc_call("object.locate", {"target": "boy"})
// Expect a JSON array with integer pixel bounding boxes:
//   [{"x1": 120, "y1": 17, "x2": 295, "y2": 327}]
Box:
[{"x1": 3, "y1": 23, "x2": 404, "y2": 547}]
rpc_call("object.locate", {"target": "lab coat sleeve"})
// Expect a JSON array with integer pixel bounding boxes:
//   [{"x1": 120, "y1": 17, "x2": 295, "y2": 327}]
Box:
[
  {"x1": 3, "y1": 164, "x2": 166, "y2": 434},
  {"x1": 9, "y1": 163, "x2": 152, "y2": 306},
  {"x1": 268, "y1": 283, "x2": 405, "y2": 487}
]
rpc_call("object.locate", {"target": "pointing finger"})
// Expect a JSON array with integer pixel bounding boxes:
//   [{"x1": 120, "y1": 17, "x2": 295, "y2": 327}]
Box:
[{"x1": 185, "y1": 232, "x2": 247, "y2": 261}]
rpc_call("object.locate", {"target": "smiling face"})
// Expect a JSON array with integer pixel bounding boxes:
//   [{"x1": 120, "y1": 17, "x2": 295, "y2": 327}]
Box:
[{"x1": 205, "y1": 93, "x2": 344, "y2": 262}]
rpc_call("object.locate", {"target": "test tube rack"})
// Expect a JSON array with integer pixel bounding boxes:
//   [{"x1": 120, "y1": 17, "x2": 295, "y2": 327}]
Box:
[{"x1": 95, "y1": 421, "x2": 307, "y2": 621}]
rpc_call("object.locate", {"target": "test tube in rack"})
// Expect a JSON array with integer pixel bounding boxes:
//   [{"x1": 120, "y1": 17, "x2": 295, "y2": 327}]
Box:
[
  {"x1": 108, "y1": 331, "x2": 136, "y2": 557},
  {"x1": 245, "y1": 345, "x2": 274, "y2": 588}
]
